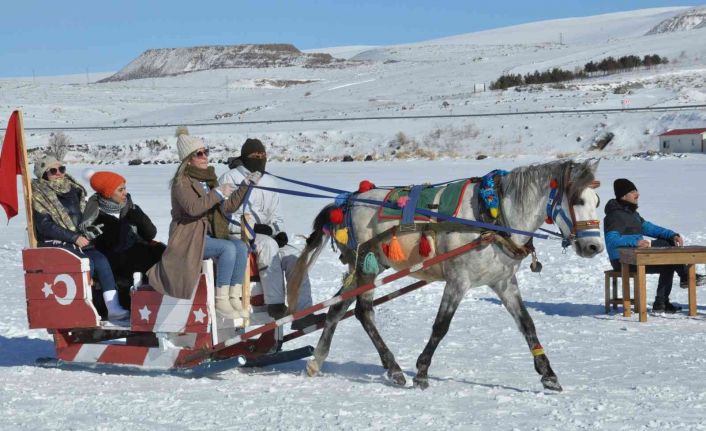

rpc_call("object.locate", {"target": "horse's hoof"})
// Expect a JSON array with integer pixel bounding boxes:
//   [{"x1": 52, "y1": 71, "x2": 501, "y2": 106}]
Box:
[
  {"x1": 413, "y1": 376, "x2": 429, "y2": 390},
  {"x1": 305, "y1": 360, "x2": 319, "y2": 377},
  {"x1": 388, "y1": 370, "x2": 406, "y2": 386},
  {"x1": 541, "y1": 376, "x2": 563, "y2": 392}
]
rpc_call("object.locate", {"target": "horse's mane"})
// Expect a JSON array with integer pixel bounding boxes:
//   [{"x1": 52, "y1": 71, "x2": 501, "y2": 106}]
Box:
[{"x1": 502, "y1": 159, "x2": 596, "y2": 212}]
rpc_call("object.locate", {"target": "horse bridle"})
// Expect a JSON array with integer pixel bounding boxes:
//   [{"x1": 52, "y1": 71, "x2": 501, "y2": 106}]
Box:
[{"x1": 545, "y1": 168, "x2": 601, "y2": 248}]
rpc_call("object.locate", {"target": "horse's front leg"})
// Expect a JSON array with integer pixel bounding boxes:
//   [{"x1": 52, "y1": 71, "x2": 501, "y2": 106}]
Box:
[
  {"x1": 490, "y1": 275, "x2": 562, "y2": 392},
  {"x1": 413, "y1": 280, "x2": 465, "y2": 390},
  {"x1": 305, "y1": 291, "x2": 353, "y2": 377},
  {"x1": 355, "y1": 282, "x2": 406, "y2": 386}
]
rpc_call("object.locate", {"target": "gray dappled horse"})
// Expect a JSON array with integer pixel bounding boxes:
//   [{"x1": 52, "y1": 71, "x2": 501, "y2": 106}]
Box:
[{"x1": 289, "y1": 159, "x2": 603, "y2": 391}]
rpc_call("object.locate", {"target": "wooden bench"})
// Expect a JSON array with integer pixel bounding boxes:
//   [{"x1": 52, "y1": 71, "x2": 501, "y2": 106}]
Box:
[{"x1": 604, "y1": 269, "x2": 637, "y2": 313}]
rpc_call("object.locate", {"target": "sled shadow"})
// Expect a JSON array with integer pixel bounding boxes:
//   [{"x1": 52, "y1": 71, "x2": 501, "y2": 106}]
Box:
[{"x1": 0, "y1": 335, "x2": 55, "y2": 367}]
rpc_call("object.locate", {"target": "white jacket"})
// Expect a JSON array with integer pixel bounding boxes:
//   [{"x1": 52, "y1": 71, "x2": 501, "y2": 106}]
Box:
[{"x1": 218, "y1": 163, "x2": 285, "y2": 235}]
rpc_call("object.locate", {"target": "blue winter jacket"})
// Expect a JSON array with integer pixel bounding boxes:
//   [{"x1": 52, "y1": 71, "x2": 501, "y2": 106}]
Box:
[{"x1": 603, "y1": 198, "x2": 677, "y2": 261}]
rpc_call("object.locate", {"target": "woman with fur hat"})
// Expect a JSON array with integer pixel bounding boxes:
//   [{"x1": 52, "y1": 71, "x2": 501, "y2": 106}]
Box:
[
  {"x1": 147, "y1": 134, "x2": 260, "y2": 319},
  {"x1": 31, "y1": 156, "x2": 130, "y2": 321},
  {"x1": 82, "y1": 170, "x2": 166, "y2": 308}
]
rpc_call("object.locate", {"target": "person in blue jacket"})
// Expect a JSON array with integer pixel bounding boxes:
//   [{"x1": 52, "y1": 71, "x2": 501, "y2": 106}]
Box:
[{"x1": 604, "y1": 178, "x2": 705, "y2": 313}]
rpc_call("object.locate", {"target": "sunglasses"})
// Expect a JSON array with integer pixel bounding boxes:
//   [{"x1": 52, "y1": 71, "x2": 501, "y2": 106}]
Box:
[
  {"x1": 48, "y1": 166, "x2": 67, "y2": 175},
  {"x1": 193, "y1": 148, "x2": 210, "y2": 158}
]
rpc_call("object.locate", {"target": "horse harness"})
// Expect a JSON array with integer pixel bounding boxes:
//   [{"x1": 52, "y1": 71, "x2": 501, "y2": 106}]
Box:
[
  {"x1": 336, "y1": 166, "x2": 600, "y2": 275},
  {"x1": 545, "y1": 167, "x2": 601, "y2": 248}
]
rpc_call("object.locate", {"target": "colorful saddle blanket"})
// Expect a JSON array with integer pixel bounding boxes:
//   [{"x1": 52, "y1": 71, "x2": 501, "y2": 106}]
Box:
[{"x1": 377, "y1": 180, "x2": 473, "y2": 223}]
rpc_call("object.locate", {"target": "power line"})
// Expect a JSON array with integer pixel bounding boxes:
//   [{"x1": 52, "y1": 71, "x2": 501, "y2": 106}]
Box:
[{"x1": 5, "y1": 103, "x2": 706, "y2": 132}]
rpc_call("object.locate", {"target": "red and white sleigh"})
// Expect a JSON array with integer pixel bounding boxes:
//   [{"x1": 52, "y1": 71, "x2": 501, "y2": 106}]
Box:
[{"x1": 24, "y1": 246, "x2": 313, "y2": 376}]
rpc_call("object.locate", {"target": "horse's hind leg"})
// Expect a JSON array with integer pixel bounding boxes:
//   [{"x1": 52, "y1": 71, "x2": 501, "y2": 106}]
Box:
[
  {"x1": 490, "y1": 275, "x2": 562, "y2": 392},
  {"x1": 355, "y1": 286, "x2": 406, "y2": 386},
  {"x1": 413, "y1": 280, "x2": 465, "y2": 390}
]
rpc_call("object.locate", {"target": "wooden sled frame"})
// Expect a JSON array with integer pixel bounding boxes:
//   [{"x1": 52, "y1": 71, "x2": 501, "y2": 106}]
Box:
[{"x1": 23, "y1": 246, "x2": 299, "y2": 373}]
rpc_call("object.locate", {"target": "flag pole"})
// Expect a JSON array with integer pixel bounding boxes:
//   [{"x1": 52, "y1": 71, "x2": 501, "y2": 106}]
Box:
[{"x1": 15, "y1": 110, "x2": 36, "y2": 248}]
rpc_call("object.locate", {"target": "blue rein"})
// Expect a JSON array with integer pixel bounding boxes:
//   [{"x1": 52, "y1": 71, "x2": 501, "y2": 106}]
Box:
[{"x1": 258, "y1": 173, "x2": 551, "y2": 240}]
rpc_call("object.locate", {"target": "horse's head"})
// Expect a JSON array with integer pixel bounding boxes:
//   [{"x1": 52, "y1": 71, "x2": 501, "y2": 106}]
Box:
[{"x1": 549, "y1": 159, "x2": 604, "y2": 258}]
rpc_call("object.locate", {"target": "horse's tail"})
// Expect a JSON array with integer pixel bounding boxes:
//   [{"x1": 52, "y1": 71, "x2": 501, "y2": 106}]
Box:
[{"x1": 286, "y1": 204, "x2": 335, "y2": 311}]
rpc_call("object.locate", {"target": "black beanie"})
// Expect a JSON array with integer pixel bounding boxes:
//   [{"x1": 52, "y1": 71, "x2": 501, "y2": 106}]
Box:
[
  {"x1": 241, "y1": 138, "x2": 265, "y2": 158},
  {"x1": 614, "y1": 178, "x2": 637, "y2": 199}
]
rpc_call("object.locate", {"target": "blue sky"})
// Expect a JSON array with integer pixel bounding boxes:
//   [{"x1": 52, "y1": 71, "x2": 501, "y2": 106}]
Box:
[{"x1": 0, "y1": 0, "x2": 701, "y2": 77}]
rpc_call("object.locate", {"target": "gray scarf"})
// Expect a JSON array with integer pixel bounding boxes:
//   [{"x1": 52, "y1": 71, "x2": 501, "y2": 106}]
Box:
[{"x1": 97, "y1": 195, "x2": 127, "y2": 215}]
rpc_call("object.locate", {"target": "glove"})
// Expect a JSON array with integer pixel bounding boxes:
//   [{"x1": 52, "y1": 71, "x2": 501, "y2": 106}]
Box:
[
  {"x1": 242, "y1": 171, "x2": 262, "y2": 185},
  {"x1": 254, "y1": 223, "x2": 273, "y2": 236},
  {"x1": 274, "y1": 231, "x2": 288, "y2": 248}
]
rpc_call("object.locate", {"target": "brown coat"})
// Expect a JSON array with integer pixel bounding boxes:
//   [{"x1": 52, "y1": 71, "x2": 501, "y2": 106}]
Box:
[{"x1": 147, "y1": 175, "x2": 248, "y2": 299}]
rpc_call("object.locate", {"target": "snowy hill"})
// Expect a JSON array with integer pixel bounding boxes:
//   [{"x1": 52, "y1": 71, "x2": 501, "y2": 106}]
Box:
[
  {"x1": 99, "y1": 44, "x2": 351, "y2": 82},
  {"x1": 646, "y1": 6, "x2": 706, "y2": 35},
  {"x1": 1, "y1": 7, "x2": 706, "y2": 164}
]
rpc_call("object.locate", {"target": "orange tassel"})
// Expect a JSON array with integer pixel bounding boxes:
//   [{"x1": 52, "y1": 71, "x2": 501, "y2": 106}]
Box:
[
  {"x1": 545, "y1": 216, "x2": 553, "y2": 224},
  {"x1": 419, "y1": 233, "x2": 432, "y2": 257},
  {"x1": 387, "y1": 235, "x2": 406, "y2": 261}
]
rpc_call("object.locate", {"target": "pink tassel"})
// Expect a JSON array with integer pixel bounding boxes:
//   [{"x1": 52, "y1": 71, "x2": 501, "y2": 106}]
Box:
[{"x1": 396, "y1": 196, "x2": 410, "y2": 208}]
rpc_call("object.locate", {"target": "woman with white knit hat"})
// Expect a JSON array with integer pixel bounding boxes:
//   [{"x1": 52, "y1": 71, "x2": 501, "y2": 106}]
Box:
[{"x1": 147, "y1": 134, "x2": 260, "y2": 319}]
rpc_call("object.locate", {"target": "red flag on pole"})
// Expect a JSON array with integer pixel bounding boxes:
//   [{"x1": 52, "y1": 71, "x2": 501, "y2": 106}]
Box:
[{"x1": 0, "y1": 111, "x2": 22, "y2": 221}]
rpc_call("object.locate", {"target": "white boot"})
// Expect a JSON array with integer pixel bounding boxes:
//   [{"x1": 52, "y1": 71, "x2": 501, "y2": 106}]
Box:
[
  {"x1": 215, "y1": 287, "x2": 240, "y2": 319},
  {"x1": 229, "y1": 284, "x2": 249, "y2": 319},
  {"x1": 103, "y1": 290, "x2": 129, "y2": 321}
]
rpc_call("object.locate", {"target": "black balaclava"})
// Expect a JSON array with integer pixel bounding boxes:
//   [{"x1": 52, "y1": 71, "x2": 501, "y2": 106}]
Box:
[{"x1": 240, "y1": 138, "x2": 266, "y2": 173}]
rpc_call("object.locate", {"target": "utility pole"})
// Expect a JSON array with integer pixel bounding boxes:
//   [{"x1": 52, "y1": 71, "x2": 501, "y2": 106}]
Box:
[
  {"x1": 225, "y1": 76, "x2": 230, "y2": 100},
  {"x1": 85, "y1": 67, "x2": 90, "y2": 85},
  {"x1": 559, "y1": 32, "x2": 564, "y2": 45}
]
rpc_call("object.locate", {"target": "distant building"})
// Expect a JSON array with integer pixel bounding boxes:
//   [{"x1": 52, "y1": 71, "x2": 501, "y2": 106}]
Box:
[{"x1": 658, "y1": 128, "x2": 706, "y2": 153}]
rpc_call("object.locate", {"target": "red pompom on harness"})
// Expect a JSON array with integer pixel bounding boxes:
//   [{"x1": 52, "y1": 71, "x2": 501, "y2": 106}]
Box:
[
  {"x1": 329, "y1": 207, "x2": 344, "y2": 225},
  {"x1": 358, "y1": 180, "x2": 375, "y2": 193}
]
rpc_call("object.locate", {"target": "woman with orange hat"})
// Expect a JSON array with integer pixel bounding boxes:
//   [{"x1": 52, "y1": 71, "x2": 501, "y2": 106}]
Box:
[
  {"x1": 82, "y1": 170, "x2": 166, "y2": 310},
  {"x1": 31, "y1": 156, "x2": 130, "y2": 321}
]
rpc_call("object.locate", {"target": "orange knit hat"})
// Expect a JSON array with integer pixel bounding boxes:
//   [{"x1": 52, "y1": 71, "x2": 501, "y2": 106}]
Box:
[{"x1": 89, "y1": 171, "x2": 126, "y2": 198}]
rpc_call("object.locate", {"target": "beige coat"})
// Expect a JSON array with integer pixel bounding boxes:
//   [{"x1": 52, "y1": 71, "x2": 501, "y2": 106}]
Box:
[{"x1": 147, "y1": 175, "x2": 248, "y2": 299}]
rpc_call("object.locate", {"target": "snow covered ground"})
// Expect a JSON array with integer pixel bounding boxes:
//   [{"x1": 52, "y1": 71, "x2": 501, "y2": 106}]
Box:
[
  {"x1": 2, "y1": 156, "x2": 706, "y2": 430},
  {"x1": 2, "y1": 5, "x2": 706, "y2": 429}
]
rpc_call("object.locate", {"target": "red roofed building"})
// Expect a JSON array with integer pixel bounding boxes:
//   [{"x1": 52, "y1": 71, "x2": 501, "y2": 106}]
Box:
[{"x1": 658, "y1": 128, "x2": 706, "y2": 153}]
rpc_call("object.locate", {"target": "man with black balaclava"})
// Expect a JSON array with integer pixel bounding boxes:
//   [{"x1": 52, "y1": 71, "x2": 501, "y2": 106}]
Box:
[
  {"x1": 219, "y1": 138, "x2": 323, "y2": 330},
  {"x1": 604, "y1": 178, "x2": 705, "y2": 314}
]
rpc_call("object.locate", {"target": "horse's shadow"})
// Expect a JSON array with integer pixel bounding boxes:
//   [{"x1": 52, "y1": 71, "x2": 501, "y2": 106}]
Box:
[
  {"x1": 480, "y1": 297, "x2": 706, "y2": 317},
  {"x1": 0, "y1": 335, "x2": 55, "y2": 367},
  {"x1": 247, "y1": 359, "x2": 539, "y2": 393},
  {"x1": 480, "y1": 297, "x2": 604, "y2": 317}
]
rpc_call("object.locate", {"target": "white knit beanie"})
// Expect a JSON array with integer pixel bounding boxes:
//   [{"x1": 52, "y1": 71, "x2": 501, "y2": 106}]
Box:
[
  {"x1": 33, "y1": 155, "x2": 61, "y2": 179},
  {"x1": 177, "y1": 135, "x2": 206, "y2": 161}
]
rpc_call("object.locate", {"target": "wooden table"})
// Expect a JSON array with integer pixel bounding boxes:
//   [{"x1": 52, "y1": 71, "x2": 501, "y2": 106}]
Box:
[{"x1": 619, "y1": 246, "x2": 706, "y2": 322}]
